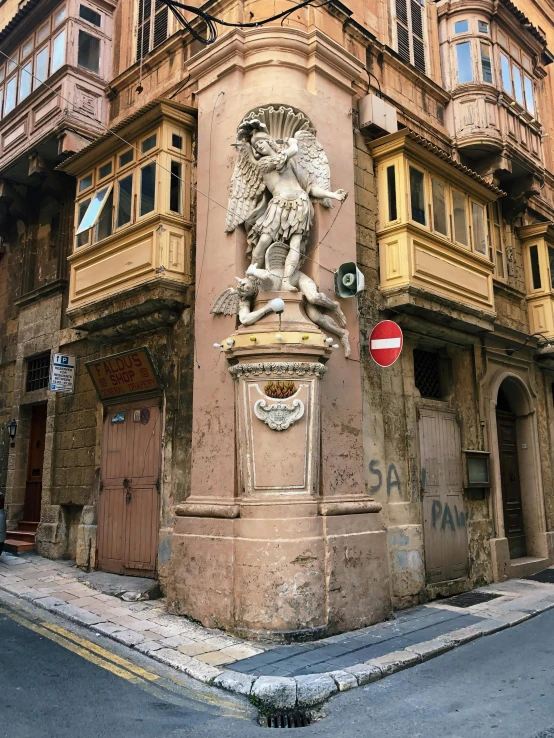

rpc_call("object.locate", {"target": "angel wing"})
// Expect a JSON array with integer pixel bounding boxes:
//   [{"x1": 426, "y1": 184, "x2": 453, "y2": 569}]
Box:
[
  {"x1": 225, "y1": 143, "x2": 266, "y2": 233},
  {"x1": 294, "y1": 130, "x2": 331, "y2": 208},
  {"x1": 210, "y1": 288, "x2": 241, "y2": 316}
]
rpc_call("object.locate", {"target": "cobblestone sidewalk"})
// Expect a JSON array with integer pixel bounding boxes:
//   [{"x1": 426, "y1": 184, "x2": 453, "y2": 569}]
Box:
[{"x1": 2, "y1": 552, "x2": 554, "y2": 708}]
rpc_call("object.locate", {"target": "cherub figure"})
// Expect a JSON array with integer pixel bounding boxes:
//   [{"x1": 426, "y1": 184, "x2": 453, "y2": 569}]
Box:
[{"x1": 225, "y1": 120, "x2": 347, "y2": 291}]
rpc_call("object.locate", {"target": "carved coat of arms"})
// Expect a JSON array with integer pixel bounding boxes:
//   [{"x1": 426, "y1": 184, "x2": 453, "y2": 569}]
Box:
[{"x1": 254, "y1": 399, "x2": 305, "y2": 431}]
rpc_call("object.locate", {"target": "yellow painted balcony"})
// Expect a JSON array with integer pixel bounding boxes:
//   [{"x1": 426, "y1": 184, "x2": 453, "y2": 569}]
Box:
[
  {"x1": 369, "y1": 131, "x2": 503, "y2": 335},
  {"x1": 517, "y1": 223, "x2": 554, "y2": 340},
  {"x1": 59, "y1": 100, "x2": 196, "y2": 335}
]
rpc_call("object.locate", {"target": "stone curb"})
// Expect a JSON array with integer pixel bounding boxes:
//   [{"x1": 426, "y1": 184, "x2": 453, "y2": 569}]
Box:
[{"x1": 4, "y1": 582, "x2": 554, "y2": 709}]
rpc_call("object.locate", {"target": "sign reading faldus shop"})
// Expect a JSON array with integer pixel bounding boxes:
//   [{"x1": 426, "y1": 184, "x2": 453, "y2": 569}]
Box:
[{"x1": 86, "y1": 348, "x2": 160, "y2": 400}]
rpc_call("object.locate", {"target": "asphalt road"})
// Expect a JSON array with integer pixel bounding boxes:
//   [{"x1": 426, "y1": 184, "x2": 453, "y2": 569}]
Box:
[{"x1": 2, "y1": 591, "x2": 554, "y2": 738}]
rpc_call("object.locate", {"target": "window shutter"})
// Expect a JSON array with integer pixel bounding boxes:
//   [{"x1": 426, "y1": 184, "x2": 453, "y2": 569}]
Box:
[
  {"x1": 411, "y1": 0, "x2": 426, "y2": 72},
  {"x1": 396, "y1": 0, "x2": 411, "y2": 64},
  {"x1": 153, "y1": 0, "x2": 168, "y2": 49},
  {"x1": 136, "y1": 0, "x2": 151, "y2": 60}
]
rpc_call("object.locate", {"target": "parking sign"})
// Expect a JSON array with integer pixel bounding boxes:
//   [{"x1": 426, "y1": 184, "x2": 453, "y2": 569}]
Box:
[{"x1": 50, "y1": 354, "x2": 76, "y2": 393}]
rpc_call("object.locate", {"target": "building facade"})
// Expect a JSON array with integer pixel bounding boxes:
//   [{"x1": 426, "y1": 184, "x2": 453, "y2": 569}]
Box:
[{"x1": 2, "y1": 0, "x2": 554, "y2": 637}]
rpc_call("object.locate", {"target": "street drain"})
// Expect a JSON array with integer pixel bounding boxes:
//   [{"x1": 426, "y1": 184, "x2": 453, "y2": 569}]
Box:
[
  {"x1": 444, "y1": 591, "x2": 502, "y2": 608},
  {"x1": 262, "y1": 710, "x2": 313, "y2": 728}
]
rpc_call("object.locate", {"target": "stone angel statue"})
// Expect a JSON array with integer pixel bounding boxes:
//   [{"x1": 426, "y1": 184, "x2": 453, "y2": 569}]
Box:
[{"x1": 225, "y1": 120, "x2": 347, "y2": 290}]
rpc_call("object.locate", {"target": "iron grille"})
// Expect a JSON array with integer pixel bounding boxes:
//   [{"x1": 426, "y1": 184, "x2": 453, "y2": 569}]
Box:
[
  {"x1": 26, "y1": 354, "x2": 50, "y2": 392},
  {"x1": 413, "y1": 349, "x2": 441, "y2": 399}
]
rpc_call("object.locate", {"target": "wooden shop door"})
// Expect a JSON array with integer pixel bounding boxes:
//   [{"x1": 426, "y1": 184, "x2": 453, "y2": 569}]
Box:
[
  {"x1": 496, "y1": 411, "x2": 527, "y2": 559},
  {"x1": 419, "y1": 408, "x2": 468, "y2": 583},
  {"x1": 97, "y1": 400, "x2": 161, "y2": 576},
  {"x1": 24, "y1": 404, "x2": 47, "y2": 522}
]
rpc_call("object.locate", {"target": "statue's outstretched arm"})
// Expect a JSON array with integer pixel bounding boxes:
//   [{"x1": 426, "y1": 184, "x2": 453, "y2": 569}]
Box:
[
  {"x1": 238, "y1": 299, "x2": 274, "y2": 326},
  {"x1": 309, "y1": 185, "x2": 348, "y2": 202}
]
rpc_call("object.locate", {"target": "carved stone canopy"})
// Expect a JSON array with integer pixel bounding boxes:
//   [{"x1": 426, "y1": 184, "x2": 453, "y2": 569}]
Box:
[{"x1": 229, "y1": 362, "x2": 328, "y2": 379}]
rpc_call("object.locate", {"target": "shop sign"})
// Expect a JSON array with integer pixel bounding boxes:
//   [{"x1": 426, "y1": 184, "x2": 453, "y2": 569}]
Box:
[{"x1": 86, "y1": 348, "x2": 160, "y2": 400}]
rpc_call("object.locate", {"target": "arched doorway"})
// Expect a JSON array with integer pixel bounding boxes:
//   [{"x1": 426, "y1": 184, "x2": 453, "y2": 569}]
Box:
[{"x1": 496, "y1": 382, "x2": 526, "y2": 559}]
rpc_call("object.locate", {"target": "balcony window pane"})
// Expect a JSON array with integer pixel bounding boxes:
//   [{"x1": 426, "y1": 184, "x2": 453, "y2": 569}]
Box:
[
  {"x1": 37, "y1": 22, "x2": 50, "y2": 43},
  {"x1": 0, "y1": 89, "x2": 3, "y2": 120},
  {"x1": 453, "y1": 191, "x2": 468, "y2": 246},
  {"x1": 454, "y1": 20, "x2": 468, "y2": 33},
  {"x1": 432, "y1": 180, "x2": 448, "y2": 236},
  {"x1": 471, "y1": 202, "x2": 486, "y2": 254},
  {"x1": 409, "y1": 166, "x2": 426, "y2": 225},
  {"x1": 78, "y1": 31, "x2": 100, "y2": 73},
  {"x1": 76, "y1": 186, "x2": 112, "y2": 234},
  {"x1": 119, "y1": 149, "x2": 133, "y2": 167},
  {"x1": 170, "y1": 161, "x2": 182, "y2": 213},
  {"x1": 171, "y1": 134, "x2": 183, "y2": 149},
  {"x1": 140, "y1": 163, "x2": 156, "y2": 215},
  {"x1": 79, "y1": 173, "x2": 93, "y2": 192},
  {"x1": 117, "y1": 175, "x2": 133, "y2": 227},
  {"x1": 80, "y1": 5, "x2": 102, "y2": 27},
  {"x1": 456, "y1": 42, "x2": 473, "y2": 83},
  {"x1": 22, "y1": 39, "x2": 34, "y2": 59},
  {"x1": 524, "y1": 76, "x2": 535, "y2": 115},
  {"x1": 98, "y1": 162, "x2": 112, "y2": 179},
  {"x1": 500, "y1": 53, "x2": 512, "y2": 95},
  {"x1": 19, "y1": 62, "x2": 32, "y2": 102},
  {"x1": 530, "y1": 245, "x2": 541, "y2": 289},
  {"x1": 35, "y1": 47, "x2": 49, "y2": 86},
  {"x1": 0, "y1": 66, "x2": 4, "y2": 82},
  {"x1": 387, "y1": 165, "x2": 397, "y2": 221},
  {"x1": 480, "y1": 43, "x2": 493, "y2": 83},
  {"x1": 94, "y1": 189, "x2": 113, "y2": 242},
  {"x1": 4, "y1": 76, "x2": 17, "y2": 114},
  {"x1": 54, "y1": 5, "x2": 67, "y2": 26},
  {"x1": 512, "y1": 64, "x2": 524, "y2": 105},
  {"x1": 76, "y1": 198, "x2": 91, "y2": 247},
  {"x1": 478, "y1": 21, "x2": 489, "y2": 33},
  {"x1": 141, "y1": 134, "x2": 157, "y2": 153},
  {"x1": 51, "y1": 29, "x2": 66, "y2": 72},
  {"x1": 7, "y1": 58, "x2": 17, "y2": 74},
  {"x1": 548, "y1": 247, "x2": 554, "y2": 289}
]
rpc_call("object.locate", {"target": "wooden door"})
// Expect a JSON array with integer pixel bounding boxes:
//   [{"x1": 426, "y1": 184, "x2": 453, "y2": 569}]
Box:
[
  {"x1": 97, "y1": 400, "x2": 161, "y2": 576},
  {"x1": 497, "y1": 411, "x2": 526, "y2": 559},
  {"x1": 24, "y1": 405, "x2": 47, "y2": 521},
  {"x1": 419, "y1": 408, "x2": 468, "y2": 583}
]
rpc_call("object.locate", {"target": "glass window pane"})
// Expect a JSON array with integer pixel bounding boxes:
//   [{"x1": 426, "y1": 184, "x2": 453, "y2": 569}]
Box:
[
  {"x1": 51, "y1": 29, "x2": 66, "y2": 72},
  {"x1": 478, "y1": 20, "x2": 488, "y2": 33},
  {"x1": 7, "y1": 58, "x2": 17, "y2": 73},
  {"x1": 456, "y1": 42, "x2": 473, "y2": 84},
  {"x1": 141, "y1": 134, "x2": 157, "y2": 153},
  {"x1": 119, "y1": 149, "x2": 133, "y2": 167},
  {"x1": 0, "y1": 66, "x2": 4, "y2": 83},
  {"x1": 140, "y1": 163, "x2": 156, "y2": 215},
  {"x1": 409, "y1": 167, "x2": 426, "y2": 225},
  {"x1": 22, "y1": 38, "x2": 34, "y2": 58},
  {"x1": 500, "y1": 53, "x2": 512, "y2": 95},
  {"x1": 19, "y1": 62, "x2": 32, "y2": 102},
  {"x1": 76, "y1": 186, "x2": 111, "y2": 234},
  {"x1": 80, "y1": 5, "x2": 102, "y2": 26},
  {"x1": 76, "y1": 198, "x2": 91, "y2": 247},
  {"x1": 37, "y1": 22, "x2": 50, "y2": 43},
  {"x1": 471, "y1": 202, "x2": 486, "y2": 254},
  {"x1": 79, "y1": 173, "x2": 93, "y2": 191},
  {"x1": 77, "y1": 31, "x2": 100, "y2": 73},
  {"x1": 454, "y1": 20, "x2": 468, "y2": 33},
  {"x1": 480, "y1": 43, "x2": 493, "y2": 83},
  {"x1": 453, "y1": 191, "x2": 468, "y2": 245},
  {"x1": 54, "y1": 5, "x2": 67, "y2": 26},
  {"x1": 94, "y1": 189, "x2": 113, "y2": 242},
  {"x1": 548, "y1": 246, "x2": 554, "y2": 289},
  {"x1": 4, "y1": 76, "x2": 17, "y2": 114},
  {"x1": 117, "y1": 175, "x2": 133, "y2": 227},
  {"x1": 530, "y1": 245, "x2": 541, "y2": 289},
  {"x1": 98, "y1": 162, "x2": 112, "y2": 179},
  {"x1": 170, "y1": 161, "x2": 182, "y2": 213},
  {"x1": 387, "y1": 165, "x2": 397, "y2": 221},
  {"x1": 0, "y1": 89, "x2": 3, "y2": 120},
  {"x1": 432, "y1": 180, "x2": 448, "y2": 236},
  {"x1": 35, "y1": 47, "x2": 49, "y2": 86},
  {"x1": 524, "y1": 76, "x2": 535, "y2": 115},
  {"x1": 512, "y1": 64, "x2": 524, "y2": 105},
  {"x1": 171, "y1": 134, "x2": 183, "y2": 149}
]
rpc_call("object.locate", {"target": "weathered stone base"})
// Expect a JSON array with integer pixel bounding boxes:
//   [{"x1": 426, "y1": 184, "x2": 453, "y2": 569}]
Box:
[{"x1": 166, "y1": 505, "x2": 390, "y2": 639}]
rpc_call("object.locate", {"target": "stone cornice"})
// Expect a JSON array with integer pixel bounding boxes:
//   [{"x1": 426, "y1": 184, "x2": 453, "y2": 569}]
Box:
[{"x1": 229, "y1": 362, "x2": 328, "y2": 379}]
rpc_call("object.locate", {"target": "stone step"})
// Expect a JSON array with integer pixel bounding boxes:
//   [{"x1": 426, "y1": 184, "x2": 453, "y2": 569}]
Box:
[
  {"x1": 3, "y1": 538, "x2": 36, "y2": 553},
  {"x1": 18, "y1": 521, "x2": 39, "y2": 532},
  {"x1": 6, "y1": 530, "x2": 36, "y2": 542}
]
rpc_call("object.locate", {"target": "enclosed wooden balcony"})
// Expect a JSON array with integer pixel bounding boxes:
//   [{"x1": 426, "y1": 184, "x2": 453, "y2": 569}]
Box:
[
  {"x1": 59, "y1": 100, "x2": 196, "y2": 337},
  {"x1": 517, "y1": 223, "x2": 554, "y2": 341},
  {"x1": 369, "y1": 130, "x2": 503, "y2": 336}
]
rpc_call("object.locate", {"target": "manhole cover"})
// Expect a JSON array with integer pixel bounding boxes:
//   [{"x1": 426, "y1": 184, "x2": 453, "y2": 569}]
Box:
[
  {"x1": 262, "y1": 710, "x2": 313, "y2": 728},
  {"x1": 444, "y1": 591, "x2": 502, "y2": 608},
  {"x1": 524, "y1": 568, "x2": 554, "y2": 584}
]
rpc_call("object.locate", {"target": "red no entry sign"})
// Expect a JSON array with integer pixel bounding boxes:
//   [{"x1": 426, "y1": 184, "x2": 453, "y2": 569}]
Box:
[{"x1": 369, "y1": 320, "x2": 403, "y2": 367}]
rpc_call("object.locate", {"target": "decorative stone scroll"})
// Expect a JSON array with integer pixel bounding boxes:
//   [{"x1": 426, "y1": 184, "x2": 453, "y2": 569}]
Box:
[
  {"x1": 229, "y1": 361, "x2": 327, "y2": 379},
  {"x1": 254, "y1": 398, "x2": 305, "y2": 431}
]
